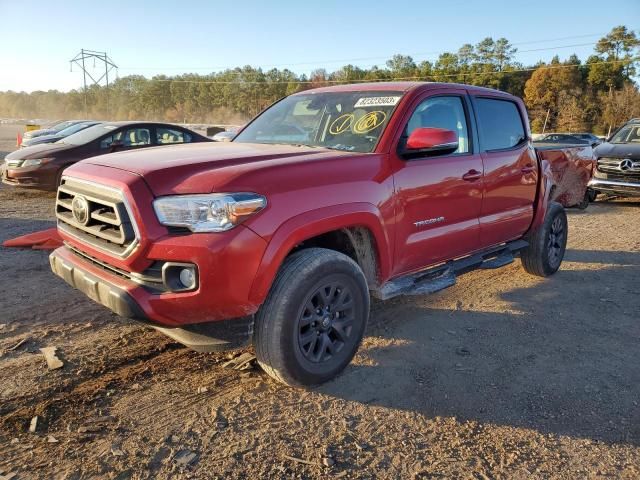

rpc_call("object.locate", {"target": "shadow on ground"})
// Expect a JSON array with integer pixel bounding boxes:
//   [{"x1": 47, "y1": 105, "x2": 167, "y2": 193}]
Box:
[
  {"x1": 0, "y1": 217, "x2": 55, "y2": 243},
  {"x1": 321, "y1": 248, "x2": 640, "y2": 446}
]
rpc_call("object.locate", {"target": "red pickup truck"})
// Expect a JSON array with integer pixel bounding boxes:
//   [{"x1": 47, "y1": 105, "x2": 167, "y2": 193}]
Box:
[{"x1": 50, "y1": 82, "x2": 568, "y2": 386}]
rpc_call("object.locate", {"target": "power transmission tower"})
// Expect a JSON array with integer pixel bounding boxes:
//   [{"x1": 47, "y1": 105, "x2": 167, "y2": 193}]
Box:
[{"x1": 70, "y1": 49, "x2": 118, "y2": 118}]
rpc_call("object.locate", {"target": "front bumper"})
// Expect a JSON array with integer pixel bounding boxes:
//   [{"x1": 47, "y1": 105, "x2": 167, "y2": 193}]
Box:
[
  {"x1": 50, "y1": 247, "x2": 146, "y2": 318},
  {"x1": 2, "y1": 164, "x2": 58, "y2": 189},
  {"x1": 51, "y1": 218, "x2": 268, "y2": 326},
  {"x1": 588, "y1": 178, "x2": 640, "y2": 196},
  {"x1": 50, "y1": 244, "x2": 260, "y2": 351}
]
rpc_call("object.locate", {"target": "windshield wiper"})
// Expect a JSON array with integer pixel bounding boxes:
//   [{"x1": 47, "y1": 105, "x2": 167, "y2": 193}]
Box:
[
  {"x1": 324, "y1": 144, "x2": 356, "y2": 151},
  {"x1": 290, "y1": 143, "x2": 330, "y2": 149}
]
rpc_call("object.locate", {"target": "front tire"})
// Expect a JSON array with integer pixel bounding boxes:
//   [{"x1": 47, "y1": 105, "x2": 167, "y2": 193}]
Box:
[
  {"x1": 575, "y1": 190, "x2": 590, "y2": 210},
  {"x1": 520, "y1": 202, "x2": 568, "y2": 277},
  {"x1": 254, "y1": 248, "x2": 369, "y2": 387},
  {"x1": 54, "y1": 168, "x2": 65, "y2": 190}
]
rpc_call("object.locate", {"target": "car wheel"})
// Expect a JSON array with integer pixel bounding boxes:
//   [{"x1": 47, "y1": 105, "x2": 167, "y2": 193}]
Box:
[
  {"x1": 55, "y1": 169, "x2": 65, "y2": 190},
  {"x1": 587, "y1": 188, "x2": 598, "y2": 202},
  {"x1": 575, "y1": 190, "x2": 590, "y2": 210},
  {"x1": 254, "y1": 248, "x2": 369, "y2": 387},
  {"x1": 520, "y1": 202, "x2": 568, "y2": 277}
]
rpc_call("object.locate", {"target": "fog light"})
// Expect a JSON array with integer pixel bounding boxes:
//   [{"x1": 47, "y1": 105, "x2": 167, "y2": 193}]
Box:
[
  {"x1": 179, "y1": 267, "x2": 196, "y2": 289},
  {"x1": 162, "y1": 262, "x2": 198, "y2": 292}
]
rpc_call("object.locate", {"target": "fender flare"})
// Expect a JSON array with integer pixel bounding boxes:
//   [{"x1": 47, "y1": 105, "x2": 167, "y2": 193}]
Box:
[{"x1": 248, "y1": 203, "x2": 392, "y2": 305}]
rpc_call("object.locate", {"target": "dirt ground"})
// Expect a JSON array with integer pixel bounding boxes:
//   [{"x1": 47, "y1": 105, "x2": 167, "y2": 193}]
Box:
[{"x1": 1, "y1": 124, "x2": 639, "y2": 479}]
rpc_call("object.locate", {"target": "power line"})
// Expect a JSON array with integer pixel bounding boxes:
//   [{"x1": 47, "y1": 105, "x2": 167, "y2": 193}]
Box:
[
  {"x1": 508, "y1": 32, "x2": 605, "y2": 45},
  {"x1": 117, "y1": 34, "x2": 607, "y2": 73},
  {"x1": 128, "y1": 58, "x2": 631, "y2": 86}
]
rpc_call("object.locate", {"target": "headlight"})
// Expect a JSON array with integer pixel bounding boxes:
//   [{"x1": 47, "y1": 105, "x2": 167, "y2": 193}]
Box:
[
  {"x1": 21, "y1": 158, "x2": 54, "y2": 168},
  {"x1": 153, "y1": 193, "x2": 267, "y2": 232}
]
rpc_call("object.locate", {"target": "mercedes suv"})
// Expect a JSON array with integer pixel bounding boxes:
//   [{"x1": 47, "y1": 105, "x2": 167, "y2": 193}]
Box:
[{"x1": 589, "y1": 118, "x2": 640, "y2": 198}]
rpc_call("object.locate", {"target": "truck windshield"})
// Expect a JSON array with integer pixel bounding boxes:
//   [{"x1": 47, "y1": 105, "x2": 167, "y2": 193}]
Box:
[{"x1": 234, "y1": 91, "x2": 404, "y2": 153}]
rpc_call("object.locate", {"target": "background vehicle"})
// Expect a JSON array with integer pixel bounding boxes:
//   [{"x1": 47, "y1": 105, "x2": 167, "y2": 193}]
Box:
[
  {"x1": 2, "y1": 121, "x2": 211, "y2": 190},
  {"x1": 534, "y1": 133, "x2": 590, "y2": 145},
  {"x1": 20, "y1": 121, "x2": 102, "y2": 148},
  {"x1": 212, "y1": 128, "x2": 239, "y2": 142},
  {"x1": 21, "y1": 120, "x2": 92, "y2": 142},
  {"x1": 49, "y1": 82, "x2": 571, "y2": 387},
  {"x1": 572, "y1": 132, "x2": 603, "y2": 147},
  {"x1": 589, "y1": 118, "x2": 640, "y2": 198}
]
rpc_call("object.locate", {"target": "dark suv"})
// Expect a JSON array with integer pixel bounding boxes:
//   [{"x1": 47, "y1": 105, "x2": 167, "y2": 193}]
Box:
[{"x1": 589, "y1": 119, "x2": 640, "y2": 198}]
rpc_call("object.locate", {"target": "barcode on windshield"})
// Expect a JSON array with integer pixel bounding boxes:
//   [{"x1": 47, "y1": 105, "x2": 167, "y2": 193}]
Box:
[{"x1": 354, "y1": 96, "x2": 401, "y2": 108}]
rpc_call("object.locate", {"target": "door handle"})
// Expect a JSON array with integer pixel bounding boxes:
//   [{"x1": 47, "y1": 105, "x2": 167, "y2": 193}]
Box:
[
  {"x1": 521, "y1": 165, "x2": 536, "y2": 174},
  {"x1": 462, "y1": 169, "x2": 482, "y2": 181}
]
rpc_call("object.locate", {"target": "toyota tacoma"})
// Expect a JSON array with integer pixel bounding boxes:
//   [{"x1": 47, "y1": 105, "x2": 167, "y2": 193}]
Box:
[{"x1": 50, "y1": 82, "x2": 569, "y2": 386}]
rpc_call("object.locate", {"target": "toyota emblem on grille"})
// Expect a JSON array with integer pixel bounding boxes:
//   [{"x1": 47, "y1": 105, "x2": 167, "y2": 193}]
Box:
[
  {"x1": 71, "y1": 195, "x2": 90, "y2": 225},
  {"x1": 619, "y1": 159, "x2": 633, "y2": 171}
]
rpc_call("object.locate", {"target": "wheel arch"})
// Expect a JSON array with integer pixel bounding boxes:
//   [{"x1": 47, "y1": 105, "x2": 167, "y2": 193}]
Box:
[{"x1": 248, "y1": 203, "x2": 391, "y2": 305}]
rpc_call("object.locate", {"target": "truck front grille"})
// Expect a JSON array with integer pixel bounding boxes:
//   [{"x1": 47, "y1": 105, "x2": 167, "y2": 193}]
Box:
[
  {"x1": 597, "y1": 157, "x2": 640, "y2": 176},
  {"x1": 55, "y1": 177, "x2": 139, "y2": 257}
]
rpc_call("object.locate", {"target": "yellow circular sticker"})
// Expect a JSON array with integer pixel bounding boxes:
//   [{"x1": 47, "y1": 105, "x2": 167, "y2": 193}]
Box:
[
  {"x1": 329, "y1": 114, "x2": 354, "y2": 135},
  {"x1": 353, "y1": 111, "x2": 387, "y2": 134}
]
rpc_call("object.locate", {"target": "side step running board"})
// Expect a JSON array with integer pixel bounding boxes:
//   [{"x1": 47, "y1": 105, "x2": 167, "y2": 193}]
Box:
[{"x1": 373, "y1": 239, "x2": 528, "y2": 300}]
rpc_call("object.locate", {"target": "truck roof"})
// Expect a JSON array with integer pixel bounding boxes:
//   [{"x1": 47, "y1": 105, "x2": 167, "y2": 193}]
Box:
[{"x1": 299, "y1": 81, "x2": 513, "y2": 97}]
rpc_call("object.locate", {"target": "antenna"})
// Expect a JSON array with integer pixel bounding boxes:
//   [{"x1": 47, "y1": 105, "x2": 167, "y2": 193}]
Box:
[{"x1": 69, "y1": 49, "x2": 118, "y2": 118}]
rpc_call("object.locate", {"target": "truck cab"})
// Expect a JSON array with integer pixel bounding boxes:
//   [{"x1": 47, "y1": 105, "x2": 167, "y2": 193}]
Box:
[{"x1": 49, "y1": 82, "x2": 567, "y2": 386}]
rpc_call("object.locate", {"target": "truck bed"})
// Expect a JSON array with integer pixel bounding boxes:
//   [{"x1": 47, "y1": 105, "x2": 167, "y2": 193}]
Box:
[{"x1": 535, "y1": 145, "x2": 595, "y2": 207}]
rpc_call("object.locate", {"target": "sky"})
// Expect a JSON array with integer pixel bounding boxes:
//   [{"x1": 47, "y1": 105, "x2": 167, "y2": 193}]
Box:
[{"x1": 0, "y1": 0, "x2": 638, "y2": 92}]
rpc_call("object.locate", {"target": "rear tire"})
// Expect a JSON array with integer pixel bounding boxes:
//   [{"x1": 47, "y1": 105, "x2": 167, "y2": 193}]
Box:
[
  {"x1": 520, "y1": 202, "x2": 568, "y2": 277},
  {"x1": 254, "y1": 248, "x2": 369, "y2": 387}
]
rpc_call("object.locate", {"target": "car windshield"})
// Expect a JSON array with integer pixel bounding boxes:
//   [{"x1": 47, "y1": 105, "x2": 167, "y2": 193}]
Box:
[
  {"x1": 610, "y1": 124, "x2": 640, "y2": 143},
  {"x1": 56, "y1": 122, "x2": 96, "y2": 137},
  {"x1": 234, "y1": 91, "x2": 404, "y2": 153},
  {"x1": 57, "y1": 124, "x2": 118, "y2": 145}
]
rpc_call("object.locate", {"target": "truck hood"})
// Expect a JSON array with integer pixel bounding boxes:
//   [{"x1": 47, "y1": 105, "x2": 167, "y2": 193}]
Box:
[
  {"x1": 594, "y1": 142, "x2": 640, "y2": 159},
  {"x1": 81, "y1": 142, "x2": 362, "y2": 196}
]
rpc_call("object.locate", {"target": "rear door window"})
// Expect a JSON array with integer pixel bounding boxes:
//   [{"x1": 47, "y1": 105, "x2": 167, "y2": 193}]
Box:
[
  {"x1": 475, "y1": 98, "x2": 526, "y2": 151},
  {"x1": 157, "y1": 127, "x2": 192, "y2": 144},
  {"x1": 122, "y1": 128, "x2": 151, "y2": 147}
]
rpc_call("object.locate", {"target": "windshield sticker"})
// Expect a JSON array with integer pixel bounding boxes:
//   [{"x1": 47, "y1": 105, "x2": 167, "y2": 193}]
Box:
[
  {"x1": 353, "y1": 111, "x2": 387, "y2": 133},
  {"x1": 329, "y1": 111, "x2": 387, "y2": 135},
  {"x1": 329, "y1": 114, "x2": 354, "y2": 135},
  {"x1": 354, "y1": 96, "x2": 401, "y2": 108}
]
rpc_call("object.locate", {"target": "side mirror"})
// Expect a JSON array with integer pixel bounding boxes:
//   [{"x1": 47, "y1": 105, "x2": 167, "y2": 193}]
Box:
[
  {"x1": 110, "y1": 140, "x2": 124, "y2": 152},
  {"x1": 401, "y1": 127, "x2": 459, "y2": 159}
]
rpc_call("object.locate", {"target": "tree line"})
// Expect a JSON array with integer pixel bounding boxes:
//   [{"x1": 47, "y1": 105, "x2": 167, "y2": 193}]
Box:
[{"x1": 0, "y1": 26, "x2": 638, "y2": 134}]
